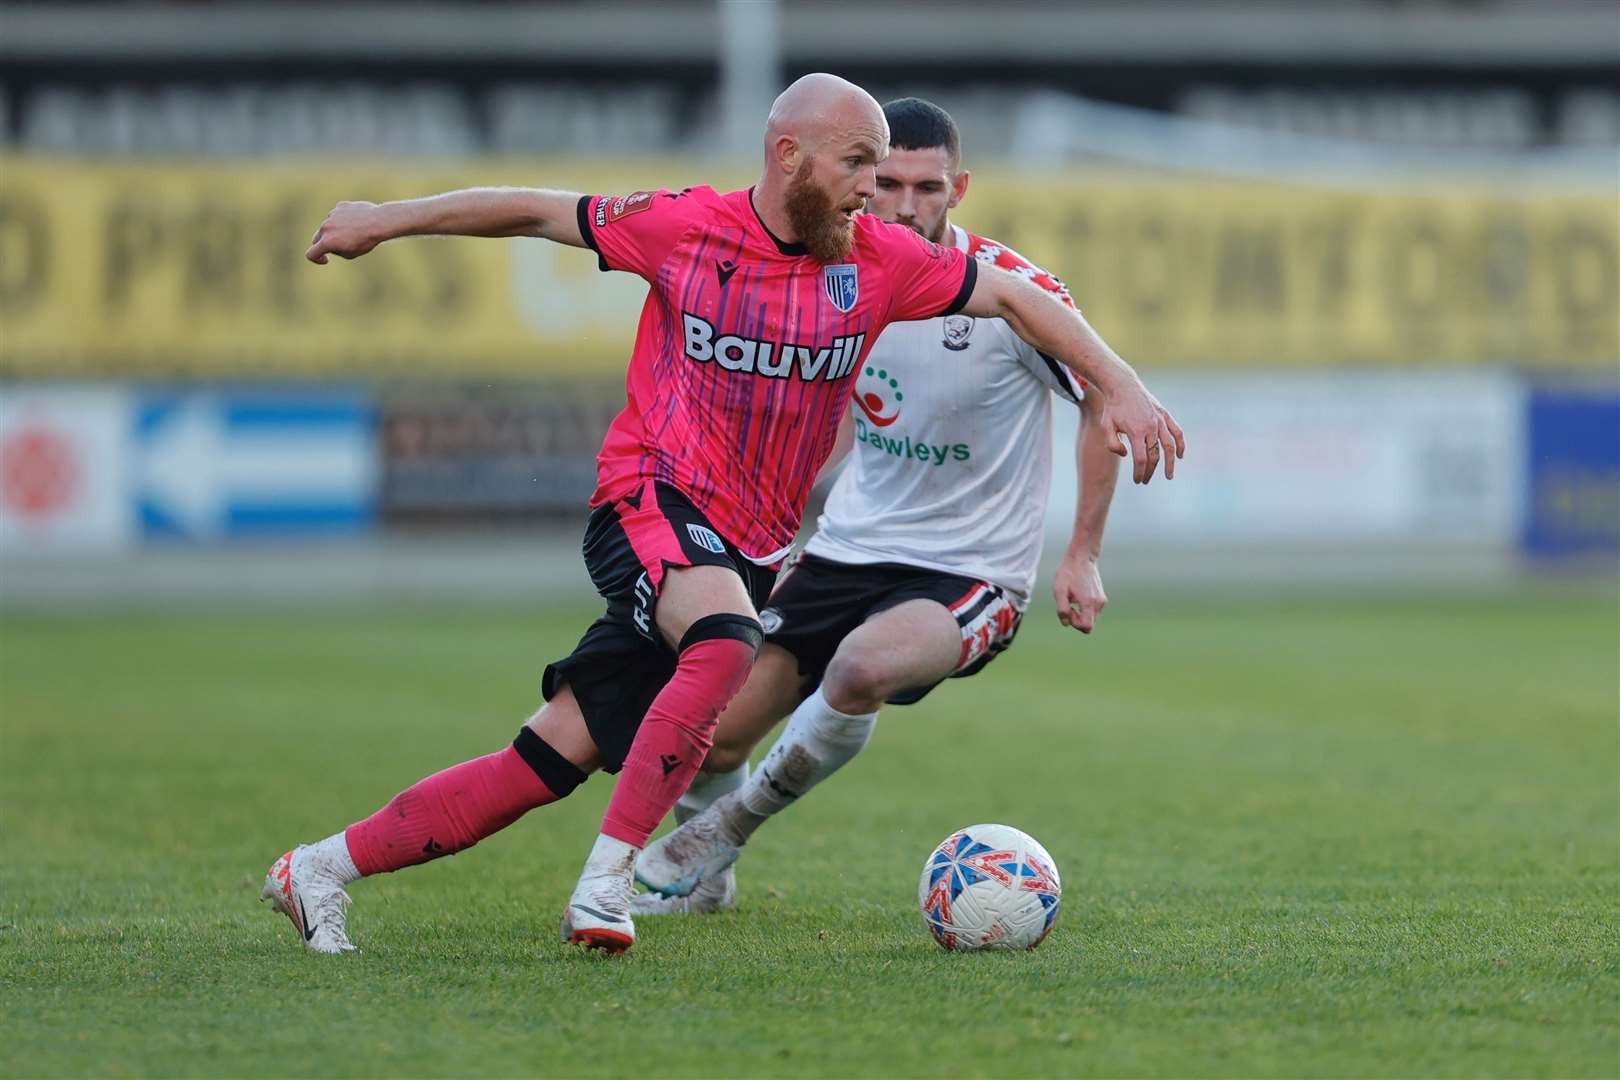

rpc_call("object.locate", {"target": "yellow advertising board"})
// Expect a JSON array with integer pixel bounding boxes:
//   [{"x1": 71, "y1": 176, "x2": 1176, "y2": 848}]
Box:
[{"x1": 0, "y1": 157, "x2": 1613, "y2": 376}]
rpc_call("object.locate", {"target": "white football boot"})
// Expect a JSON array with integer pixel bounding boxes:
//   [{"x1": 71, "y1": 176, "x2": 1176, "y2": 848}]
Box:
[
  {"x1": 261, "y1": 846, "x2": 356, "y2": 954},
  {"x1": 634, "y1": 800, "x2": 743, "y2": 898},
  {"x1": 561, "y1": 836, "x2": 637, "y2": 953},
  {"x1": 630, "y1": 865, "x2": 736, "y2": 915}
]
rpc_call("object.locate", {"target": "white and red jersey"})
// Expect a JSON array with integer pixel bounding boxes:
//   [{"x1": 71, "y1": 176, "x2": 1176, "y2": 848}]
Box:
[
  {"x1": 805, "y1": 224, "x2": 1084, "y2": 604},
  {"x1": 577, "y1": 186, "x2": 977, "y2": 564}
]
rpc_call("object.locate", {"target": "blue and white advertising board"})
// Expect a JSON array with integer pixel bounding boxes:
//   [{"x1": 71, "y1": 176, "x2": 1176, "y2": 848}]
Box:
[
  {"x1": 134, "y1": 390, "x2": 378, "y2": 541},
  {"x1": 1, "y1": 386, "x2": 378, "y2": 556}
]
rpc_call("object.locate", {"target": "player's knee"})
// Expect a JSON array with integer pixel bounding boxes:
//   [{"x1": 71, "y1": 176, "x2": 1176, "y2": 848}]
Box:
[{"x1": 821, "y1": 651, "x2": 891, "y2": 713}]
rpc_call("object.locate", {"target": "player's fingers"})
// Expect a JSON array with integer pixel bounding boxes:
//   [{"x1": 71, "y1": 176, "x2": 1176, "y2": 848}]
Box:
[
  {"x1": 1057, "y1": 589, "x2": 1077, "y2": 629},
  {"x1": 1131, "y1": 428, "x2": 1149, "y2": 483},
  {"x1": 1108, "y1": 427, "x2": 1129, "y2": 459},
  {"x1": 1080, "y1": 596, "x2": 1105, "y2": 633},
  {"x1": 1159, "y1": 420, "x2": 1176, "y2": 481},
  {"x1": 1164, "y1": 411, "x2": 1187, "y2": 459},
  {"x1": 1140, "y1": 428, "x2": 1163, "y2": 484}
]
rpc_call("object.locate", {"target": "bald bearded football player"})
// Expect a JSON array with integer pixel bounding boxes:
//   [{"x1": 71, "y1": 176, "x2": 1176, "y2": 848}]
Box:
[{"x1": 633, "y1": 98, "x2": 1123, "y2": 912}]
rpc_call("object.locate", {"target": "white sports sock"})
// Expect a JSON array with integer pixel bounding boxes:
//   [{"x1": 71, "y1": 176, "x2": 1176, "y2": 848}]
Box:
[
  {"x1": 675, "y1": 762, "x2": 749, "y2": 823},
  {"x1": 310, "y1": 832, "x2": 362, "y2": 885},
  {"x1": 727, "y1": 686, "x2": 877, "y2": 842},
  {"x1": 582, "y1": 832, "x2": 638, "y2": 879}
]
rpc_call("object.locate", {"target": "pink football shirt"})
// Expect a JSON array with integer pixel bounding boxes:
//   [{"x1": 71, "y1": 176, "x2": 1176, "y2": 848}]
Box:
[{"x1": 577, "y1": 186, "x2": 977, "y2": 563}]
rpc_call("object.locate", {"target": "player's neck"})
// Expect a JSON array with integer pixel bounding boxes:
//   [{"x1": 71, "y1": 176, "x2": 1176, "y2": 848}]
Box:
[
  {"x1": 933, "y1": 216, "x2": 956, "y2": 247},
  {"x1": 750, "y1": 183, "x2": 801, "y2": 245}
]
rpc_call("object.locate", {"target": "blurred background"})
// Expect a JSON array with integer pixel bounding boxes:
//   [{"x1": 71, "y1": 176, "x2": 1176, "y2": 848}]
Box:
[{"x1": 0, "y1": 0, "x2": 1616, "y2": 606}]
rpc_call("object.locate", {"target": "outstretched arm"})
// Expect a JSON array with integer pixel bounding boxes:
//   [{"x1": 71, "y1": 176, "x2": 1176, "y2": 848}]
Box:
[
  {"x1": 960, "y1": 265, "x2": 1184, "y2": 483},
  {"x1": 305, "y1": 188, "x2": 588, "y2": 264},
  {"x1": 1052, "y1": 392, "x2": 1121, "y2": 633}
]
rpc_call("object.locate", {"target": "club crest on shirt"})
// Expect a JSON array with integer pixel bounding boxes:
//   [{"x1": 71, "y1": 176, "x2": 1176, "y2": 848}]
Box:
[
  {"x1": 942, "y1": 315, "x2": 975, "y2": 351},
  {"x1": 823, "y1": 263, "x2": 859, "y2": 313}
]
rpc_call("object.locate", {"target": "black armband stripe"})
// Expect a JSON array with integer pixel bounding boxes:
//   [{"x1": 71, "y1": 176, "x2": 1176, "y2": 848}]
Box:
[
  {"x1": 679, "y1": 612, "x2": 764, "y2": 657},
  {"x1": 513, "y1": 726, "x2": 587, "y2": 796},
  {"x1": 939, "y1": 256, "x2": 978, "y2": 318},
  {"x1": 575, "y1": 194, "x2": 610, "y2": 273}
]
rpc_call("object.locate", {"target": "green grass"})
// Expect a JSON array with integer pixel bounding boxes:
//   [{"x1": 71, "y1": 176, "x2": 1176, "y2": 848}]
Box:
[{"x1": 2, "y1": 588, "x2": 1616, "y2": 1078}]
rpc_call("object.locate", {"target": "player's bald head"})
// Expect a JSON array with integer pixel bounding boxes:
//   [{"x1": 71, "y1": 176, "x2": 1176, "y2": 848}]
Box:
[{"x1": 765, "y1": 73, "x2": 888, "y2": 163}]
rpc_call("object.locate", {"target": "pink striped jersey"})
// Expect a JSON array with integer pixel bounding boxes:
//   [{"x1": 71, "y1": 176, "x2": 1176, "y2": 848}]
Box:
[{"x1": 575, "y1": 185, "x2": 977, "y2": 564}]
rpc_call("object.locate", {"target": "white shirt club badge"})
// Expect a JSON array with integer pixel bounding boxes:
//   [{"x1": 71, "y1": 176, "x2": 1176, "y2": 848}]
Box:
[{"x1": 823, "y1": 264, "x2": 859, "y2": 313}]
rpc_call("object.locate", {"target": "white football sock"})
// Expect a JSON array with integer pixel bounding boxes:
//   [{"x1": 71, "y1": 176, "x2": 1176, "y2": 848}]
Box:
[
  {"x1": 582, "y1": 832, "x2": 638, "y2": 879},
  {"x1": 675, "y1": 761, "x2": 749, "y2": 823},
  {"x1": 309, "y1": 832, "x2": 362, "y2": 885},
  {"x1": 726, "y1": 686, "x2": 877, "y2": 842}
]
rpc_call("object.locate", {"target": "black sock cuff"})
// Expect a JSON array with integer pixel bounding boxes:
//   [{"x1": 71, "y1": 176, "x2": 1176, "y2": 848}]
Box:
[
  {"x1": 512, "y1": 727, "x2": 587, "y2": 797},
  {"x1": 679, "y1": 612, "x2": 764, "y2": 657}
]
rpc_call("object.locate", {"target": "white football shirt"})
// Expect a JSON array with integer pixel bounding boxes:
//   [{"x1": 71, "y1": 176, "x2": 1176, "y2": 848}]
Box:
[{"x1": 804, "y1": 224, "x2": 1083, "y2": 605}]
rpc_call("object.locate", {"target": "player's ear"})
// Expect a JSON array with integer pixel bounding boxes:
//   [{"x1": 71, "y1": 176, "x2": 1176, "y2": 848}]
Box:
[
  {"x1": 948, "y1": 169, "x2": 970, "y2": 209},
  {"x1": 775, "y1": 134, "x2": 801, "y2": 176}
]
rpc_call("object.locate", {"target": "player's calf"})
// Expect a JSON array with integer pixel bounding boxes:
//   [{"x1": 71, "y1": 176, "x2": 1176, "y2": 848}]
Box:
[
  {"x1": 598, "y1": 612, "x2": 763, "y2": 849},
  {"x1": 345, "y1": 728, "x2": 585, "y2": 876},
  {"x1": 261, "y1": 725, "x2": 587, "y2": 953},
  {"x1": 636, "y1": 685, "x2": 877, "y2": 896},
  {"x1": 578, "y1": 611, "x2": 763, "y2": 948}
]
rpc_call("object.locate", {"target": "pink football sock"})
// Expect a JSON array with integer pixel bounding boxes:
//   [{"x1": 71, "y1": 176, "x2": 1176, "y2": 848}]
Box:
[
  {"x1": 345, "y1": 737, "x2": 577, "y2": 877},
  {"x1": 601, "y1": 635, "x2": 757, "y2": 848}
]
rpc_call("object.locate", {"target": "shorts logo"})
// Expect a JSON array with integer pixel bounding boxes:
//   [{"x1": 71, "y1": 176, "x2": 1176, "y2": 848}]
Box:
[
  {"x1": 759, "y1": 608, "x2": 783, "y2": 634},
  {"x1": 686, "y1": 523, "x2": 726, "y2": 554},
  {"x1": 823, "y1": 263, "x2": 859, "y2": 313},
  {"x1": 632, "y1": 572, "x2": 655, "y2": 637},
  {"x1": 942, "y1": 315, "x2": 975, "y2": 351}
]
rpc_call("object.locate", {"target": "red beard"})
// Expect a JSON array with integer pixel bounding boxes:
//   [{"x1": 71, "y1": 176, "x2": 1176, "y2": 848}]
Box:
[{"x1": 784, "y1": 159, "x2": 856, "y2": 263}]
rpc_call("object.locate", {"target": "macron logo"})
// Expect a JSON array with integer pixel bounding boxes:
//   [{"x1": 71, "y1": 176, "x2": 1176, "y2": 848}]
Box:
[{"x1": 682, "y1": 313, "x2": 864, "y2": 382}]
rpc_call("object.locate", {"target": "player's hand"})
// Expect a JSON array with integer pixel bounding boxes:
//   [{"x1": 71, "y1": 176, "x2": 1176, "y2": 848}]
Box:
[
  {"x1": 1100, "y1": 380, "x2": 1184, "y2": 484},
  {"x1": 1052, "y1": 553, "x2": 1106, "y2": 634},
  {"x1": 306, "y1": 201, "x2": 386, "y2": 264}
]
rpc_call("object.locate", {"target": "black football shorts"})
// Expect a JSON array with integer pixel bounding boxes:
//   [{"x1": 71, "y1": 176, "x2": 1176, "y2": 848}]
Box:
[
  {"x1": 541, "y1": 480, "x2": 776, "y2": 772},
  {"x1": 760, "y1": 552, "x2": 1023, "y2": 706}
]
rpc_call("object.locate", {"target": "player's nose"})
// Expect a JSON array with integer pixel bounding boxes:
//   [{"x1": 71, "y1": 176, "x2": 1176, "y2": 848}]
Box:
[{"x1": 854, "y1": 164, "x2": 878, "y2": 200}]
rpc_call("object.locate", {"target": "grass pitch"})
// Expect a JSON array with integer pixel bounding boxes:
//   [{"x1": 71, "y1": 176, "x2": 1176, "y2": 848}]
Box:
[{"x1": 2, "y1": 586, "x2": 1616, "y2": 1078}]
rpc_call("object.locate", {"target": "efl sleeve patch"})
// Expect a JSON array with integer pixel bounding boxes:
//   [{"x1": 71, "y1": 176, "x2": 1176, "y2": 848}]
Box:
[
  {"x1": 582, "y1": 186, "x2": 703, "y2": 281},
  {"x1": 606, "y1": 190, "x2": 656, "y2": 223}
]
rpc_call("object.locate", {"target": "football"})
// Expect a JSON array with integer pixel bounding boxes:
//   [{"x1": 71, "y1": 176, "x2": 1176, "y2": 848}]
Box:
[{"x1": 918, "y1": 824, "x2": 1063, "y2": 951}]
